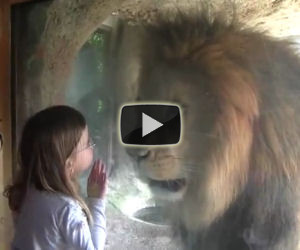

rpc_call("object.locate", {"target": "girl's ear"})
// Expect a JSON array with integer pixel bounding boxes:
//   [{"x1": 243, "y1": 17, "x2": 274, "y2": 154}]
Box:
[
  {"x1": 65, "y1": 157, "x2": 73, "y2": 169},
  {"x1": 65, "y1": 158, "x2": 75, "y2": 177}
]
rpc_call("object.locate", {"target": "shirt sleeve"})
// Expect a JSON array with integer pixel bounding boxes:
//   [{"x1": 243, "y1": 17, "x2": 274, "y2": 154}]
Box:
[
  {"x1": 57, "y1": 198, "x2": 106, "y2": 250},
  {"x1": 87, "y1": 198, "x2": 107, "y2": 250}
]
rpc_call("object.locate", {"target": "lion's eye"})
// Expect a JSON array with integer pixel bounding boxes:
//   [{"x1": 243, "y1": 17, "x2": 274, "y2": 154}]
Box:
[
  {"x1": 179, "y1": 104, "x2": 189, "y2": 117},
  {"x1": 173, "y1": 99, "x2": 189, "y2": 111},
  {"x1": 180, "y1": 103, "x2": 189, "y2": 110}
]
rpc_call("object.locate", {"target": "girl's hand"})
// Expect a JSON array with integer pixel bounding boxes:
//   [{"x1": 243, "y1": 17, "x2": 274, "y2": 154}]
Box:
[{"x1": 87, "y1": 159, "x2": 107, "y2": 199}]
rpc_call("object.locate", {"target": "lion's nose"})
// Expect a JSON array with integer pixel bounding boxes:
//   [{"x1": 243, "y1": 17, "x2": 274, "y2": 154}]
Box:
[{"x1": 126, "y1": 148, "x2": 150, "y2": 160}]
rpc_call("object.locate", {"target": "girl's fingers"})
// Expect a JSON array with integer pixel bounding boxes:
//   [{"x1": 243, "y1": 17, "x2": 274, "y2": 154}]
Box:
[
  {"x1": 94, "y1": 159, "x2": 100, "y2": 173},
  {"x1": 99, "y1": 161, "x2": 105, "y2": 178},
  {"x1": 92, "y1": 160, "x2": 98, "y2": 174},
  {"x1": 95, "y1": 159, "x2": 102, "y2": 182},
  {"x1": 88, "y1": 159, "x2": 108, "y2": 186},
  {"x1": 103, "y1": 162, "x2": 107, "y2": 174},
  {"x1": 103, "y1": 173, "x2": 108, "y2": 186},
  {"x1": 102, "y1": 162, "x2": 107, "y2": 175},
  {"x1": 100, "y1": 161, "x2": 105, "y2": 174},
  {"x1": 101, "y1": 173, "x2": 106, "y2": 182},
  {"x1": 89, "y1": 159, "x2": 99, "y2": 183},
  {"x1": 96, "y1": 171, "x2": 106, "y2": 185}
]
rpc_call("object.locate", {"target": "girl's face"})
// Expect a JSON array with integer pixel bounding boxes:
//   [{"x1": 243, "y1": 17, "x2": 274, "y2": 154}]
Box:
[{"x1": 71, "y1": 127, "x2": 94, "y2": 175}]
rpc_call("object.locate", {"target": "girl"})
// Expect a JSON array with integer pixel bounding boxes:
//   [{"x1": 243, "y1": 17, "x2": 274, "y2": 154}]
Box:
[{"x1": 4, "y1": 105, "x2": 108, "y2": 250}]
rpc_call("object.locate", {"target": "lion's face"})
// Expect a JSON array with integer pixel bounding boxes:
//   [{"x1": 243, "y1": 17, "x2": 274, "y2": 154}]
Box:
[
  {"x1": 126, "y1": 51, "x2": 258, "y2": 230},
  {"x1": 128, "y1": 62, "x2": 218, "y2": 201}
]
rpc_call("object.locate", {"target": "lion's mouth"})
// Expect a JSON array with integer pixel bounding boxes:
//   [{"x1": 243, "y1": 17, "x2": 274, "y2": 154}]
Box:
[{"x1": 148, "y1": 178, "x2": 186, "y2": 192}]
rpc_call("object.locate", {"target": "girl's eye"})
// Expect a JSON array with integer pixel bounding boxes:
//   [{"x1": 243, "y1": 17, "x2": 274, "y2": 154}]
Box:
[{"x1": 87, "y1": 138, "x2": 96, "y2": 149}]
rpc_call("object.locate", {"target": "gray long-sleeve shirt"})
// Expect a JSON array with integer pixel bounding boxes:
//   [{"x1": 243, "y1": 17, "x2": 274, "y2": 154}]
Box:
[{"x1": 11, "y1": 187, "x2": 106, "y2": 250}]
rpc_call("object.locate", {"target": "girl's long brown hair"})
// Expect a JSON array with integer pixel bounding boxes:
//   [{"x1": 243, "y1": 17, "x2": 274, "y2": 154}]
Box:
[{"x1": 4, "y1": 105, "x2": 92, "y2": 223}]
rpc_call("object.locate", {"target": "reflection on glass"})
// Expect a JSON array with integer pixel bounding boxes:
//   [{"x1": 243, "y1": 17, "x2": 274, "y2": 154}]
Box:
[
  {"x1": 12, "y1": 2, "x2": 178, "y2": 250},
  {"x1": 12, "y1": 1, "x2": 300, "y2": 250}
]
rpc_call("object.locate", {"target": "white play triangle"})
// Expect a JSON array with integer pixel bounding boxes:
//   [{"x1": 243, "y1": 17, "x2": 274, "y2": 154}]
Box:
[{"x1": 142, "y1": 113, "x2": 163, "y2": 137}]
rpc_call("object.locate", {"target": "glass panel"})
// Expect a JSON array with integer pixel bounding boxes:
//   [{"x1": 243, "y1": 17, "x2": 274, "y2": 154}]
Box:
[
  {"x1": 11, "y1": 1, "x2": 178, "y2": 249},
  {"x1": 11, "y1": 2, "x2": 300, "y2": 250}
]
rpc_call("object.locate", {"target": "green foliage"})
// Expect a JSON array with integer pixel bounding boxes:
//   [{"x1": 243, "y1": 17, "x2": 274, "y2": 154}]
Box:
[
  {"x1": 97, "y1": 99, "x2": 103, "y2": 113},
  {"x1": 88, "y1": 30, "x2": 106, "y2": 73},
  {"x1": 87, "y1": 29, "x2": 107, "y2": 114},
  {"x1": 88, "y1": 30, "x2": 105, "y2": 48}
]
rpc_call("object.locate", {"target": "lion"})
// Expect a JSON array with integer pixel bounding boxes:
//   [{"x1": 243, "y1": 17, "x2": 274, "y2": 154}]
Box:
[{"x1": 122, "y1": 7, "x2": 300, "y2": 250}]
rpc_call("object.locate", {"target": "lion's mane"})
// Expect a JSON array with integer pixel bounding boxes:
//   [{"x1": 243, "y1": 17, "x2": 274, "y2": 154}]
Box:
[{"x1": 138, "y1": 7, "x2": 300, "y2": 250}]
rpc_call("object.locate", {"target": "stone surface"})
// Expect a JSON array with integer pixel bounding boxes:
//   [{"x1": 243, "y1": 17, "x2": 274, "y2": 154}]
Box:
[{"x1": 105, "y1": 203, "x2": 182, "y2": 250}]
